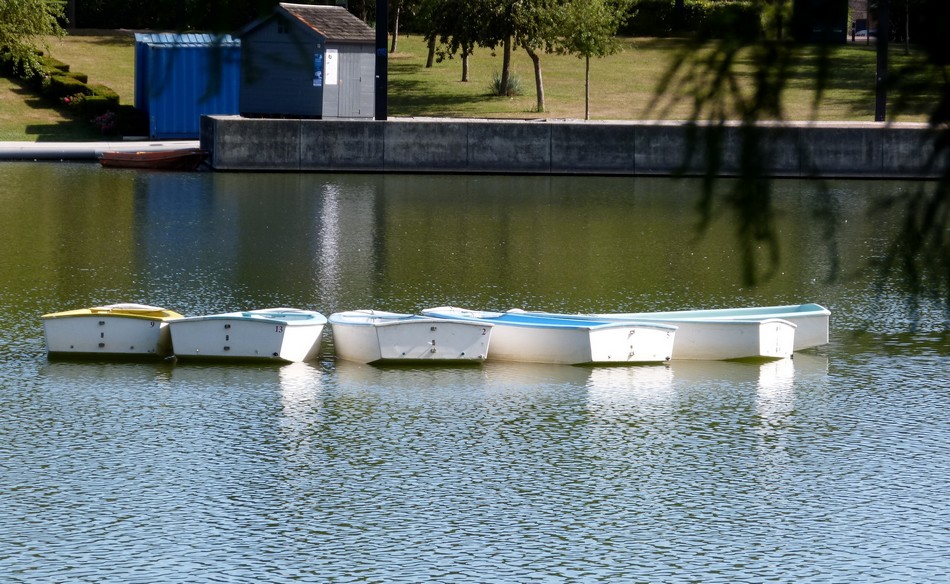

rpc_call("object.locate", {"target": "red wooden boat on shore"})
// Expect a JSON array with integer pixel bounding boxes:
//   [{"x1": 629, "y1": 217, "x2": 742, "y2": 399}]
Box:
[{"x1": 98, "y1": 148, "x2": 208, "y2": 170}]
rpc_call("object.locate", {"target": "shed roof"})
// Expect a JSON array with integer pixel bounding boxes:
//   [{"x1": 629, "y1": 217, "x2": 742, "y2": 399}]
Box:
[
  {"x1": 279, "y1": 3, "x2": 375, "y2": 43},
  {"x1": 134, "y1": 32, "x2": 240, "y2": 47}
]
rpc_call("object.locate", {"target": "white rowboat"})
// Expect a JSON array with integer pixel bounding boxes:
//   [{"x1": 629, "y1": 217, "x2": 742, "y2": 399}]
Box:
[
  {"x1": 329, "y1": 310, "x2": 492, "y2": 364},
  {"x1": 168, "y1": 308, "x2": 326, "y2": 362},
  {"x1": 588, "y1": 303, "x2": 830, "y2": 352},
  {"x1": 42, "y1": 303, "x2": 183, "y2": 359},
  {"x1": 421, "y1": 306, "x2": 676, "y2": 365}
]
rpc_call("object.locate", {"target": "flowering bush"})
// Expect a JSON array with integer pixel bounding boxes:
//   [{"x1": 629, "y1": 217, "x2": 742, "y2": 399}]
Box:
[
  {"x1": 61, "y1": 93, "x2": 86, "y2": 107},
  {"x1": 92, "y1": 110, "x2": 117, "y2": 135}
]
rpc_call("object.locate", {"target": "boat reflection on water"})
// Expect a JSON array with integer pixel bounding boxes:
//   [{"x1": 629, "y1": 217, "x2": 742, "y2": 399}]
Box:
[
  {"x1": 278, "y1": 362, "x2": 325, "y2": 407},
  {"x1": 667, "y1": 353, "x2": 828, "y2": 388},
  {"x1": 37, "y1": 359, "x2": 174, "y2": 386},
  {"x1": 585, "y1": 354, "x2": 830, "y2": 418},
  {"x1": 752, "y1": 354, "x2": 829, "y2": 478},
  {"x1": 277, "y1": 362, "x2": 326, "y2": 446},
  {"x1": 330, "y1": 358, "x2": 497, "y2": 390},
  {"x1": 585, "y1": 365, "x2": 676, "y2": 416},
  {"x1": 753, "y1": 354, "x2": 829, "y2": 422}
]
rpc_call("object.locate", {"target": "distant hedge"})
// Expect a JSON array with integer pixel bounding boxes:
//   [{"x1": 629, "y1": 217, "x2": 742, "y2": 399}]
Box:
[
  {"x1": 44, "y1": 74, "x2": 91, "y2": 98},
  {"x1": 622, "y1": 0, "x2": 762, "y2": 39}
]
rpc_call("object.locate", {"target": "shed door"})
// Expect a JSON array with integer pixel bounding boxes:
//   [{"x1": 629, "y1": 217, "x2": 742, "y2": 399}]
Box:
[{"x1": 334, "y1": 44, "x2": 374, "y2": 118}]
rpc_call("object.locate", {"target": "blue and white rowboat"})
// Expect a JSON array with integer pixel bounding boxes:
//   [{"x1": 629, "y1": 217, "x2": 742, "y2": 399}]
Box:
[
  {"x1": 421, "y1": 307, "x2": 676, "y2": 365},
  {"x1": 512, "y1": 309, "x2": 797, "y2": 361},
  {"x1": 586, "y1": 303, "x2": 830, "y2": 353}
]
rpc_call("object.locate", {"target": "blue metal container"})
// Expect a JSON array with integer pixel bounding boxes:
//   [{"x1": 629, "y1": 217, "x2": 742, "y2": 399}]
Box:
[{"x1": 134, "y1": 33, "x2": 241, "y2": 139}]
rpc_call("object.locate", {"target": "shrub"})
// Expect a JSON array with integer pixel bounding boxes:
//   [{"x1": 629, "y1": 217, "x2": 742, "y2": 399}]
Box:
[
  {"x1": 623, "y1": 0, "x2": 678, "y2": 37},
  {"x1": 89, "y1": 83, "x2": 120, "y2": 104},
  {"x1": 43, "y1": 74, "x2": 91, "y2": 99},
  {"x1": 81, "y1": 95, "x2": 115, "y2": 117},
  {"x1": 490, "y1": 71, "x2": 522, "y2": 97},
  {"x1": 91, "y1": 110, "x2": 118, "y2": 135},
  {"x1": 697, "y1": 1, "x2": 762, "y2": 41},
  {"x1": 60, "y1": 93, "x2": 86, "y2": 108},
  {"x1": 0, "y1": 50, "x2": 15, "y2": 76},
  {"x1": 63, "y1": 71, "x2": 89, "y2": 84},
  {"x1": 38, "y1": 55, "x2": 69, "y2": 73},
  {"x1": 623, "y1": 0, "x2": 762, "y2": 40}
]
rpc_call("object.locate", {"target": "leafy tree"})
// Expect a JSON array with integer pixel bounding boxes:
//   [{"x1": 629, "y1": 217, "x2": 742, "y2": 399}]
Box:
[
  {"x1": 389, "y1": 0, "x2": 422, "y2": 53},
  {"x1": 483, "y1": 0, "x2": 518, "y2": 96},
  {"x1": 0, "y1": 0, "x2": 66, "y2": 74},
  {"x1": 560, "y1": 0, "x2": 629, "y2": 120},
  {"x1": 421, "y1": 0, "x2": 484, "y2": 81},
  {"x1": 512, "y1": 0, "x2": 564, "y2": 112}
]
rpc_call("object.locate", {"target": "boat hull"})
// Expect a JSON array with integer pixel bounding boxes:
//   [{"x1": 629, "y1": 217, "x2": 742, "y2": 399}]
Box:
[
  {"x1": 98, "y1": 148, "x2": 207, "y2": 171},
  {"x1": 169, "y1": 308, "x2": 326, "y2": 363},
  {"x1": 41, "y1": 304, "x2": 182, "y2": 359},
  {"x1": 603, "y1": 317, "x2": 796, "y2": 360},
  {"x1": 329, "y1": 311, "x2": 492, "y2": 364},
  {"x1": 422, "y1": 307, "x2": 675, "y2": 365},
  {"x1": 594, "y1": 303, "x2": 830, "y2": 352}
]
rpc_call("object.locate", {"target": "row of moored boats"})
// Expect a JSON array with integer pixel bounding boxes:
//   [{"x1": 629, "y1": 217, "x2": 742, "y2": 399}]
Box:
[{"x1": 40, "y1": 303, "x2": 830, "y2": 365}]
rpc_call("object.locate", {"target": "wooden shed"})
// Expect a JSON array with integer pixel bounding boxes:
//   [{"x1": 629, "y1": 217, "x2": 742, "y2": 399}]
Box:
[{"x1": 239, "y1": 3, "x2": 375, "y2": 119}]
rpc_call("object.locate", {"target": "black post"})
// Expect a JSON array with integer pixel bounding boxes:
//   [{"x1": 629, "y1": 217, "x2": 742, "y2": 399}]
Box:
[
  {"x1": 375, "y1": 0, "x2": 388, "y2": 120},
  {"x1": 875, "y1": 0, "x2": 890, "y2": 122}
]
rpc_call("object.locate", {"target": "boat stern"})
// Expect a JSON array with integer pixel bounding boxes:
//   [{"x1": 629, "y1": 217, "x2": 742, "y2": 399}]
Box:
[{"x1": 588, "y1": 323, "x2": 676, "y2": 364}]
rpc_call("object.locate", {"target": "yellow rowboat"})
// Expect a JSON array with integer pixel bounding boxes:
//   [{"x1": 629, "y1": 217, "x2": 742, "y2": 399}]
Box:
[{"x1": 42, "y1": 303, "x2": 183, "y2": 359}]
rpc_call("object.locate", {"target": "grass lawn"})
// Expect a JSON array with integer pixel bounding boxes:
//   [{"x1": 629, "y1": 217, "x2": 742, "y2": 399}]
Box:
[
  {"x1": 0, "y1": 30, "x2": 136, "y2": 141},
  {"x1": 0, "y1": 76, "x2": 102, "y2": 140},
  {"x1": 0, "y1": 29, "x2": 936, "y2": 141},
  {"x1": 43, "y1": 29, "x2": 137, "y2": 101},
  {"x1": 388, "y1": 35, "x2": 934, "y2": 122}
]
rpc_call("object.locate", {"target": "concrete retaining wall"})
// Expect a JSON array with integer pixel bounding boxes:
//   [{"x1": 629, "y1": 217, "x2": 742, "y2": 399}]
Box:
[{"x1": 201, "y1": 116, "x2": 947, "y2": 178}]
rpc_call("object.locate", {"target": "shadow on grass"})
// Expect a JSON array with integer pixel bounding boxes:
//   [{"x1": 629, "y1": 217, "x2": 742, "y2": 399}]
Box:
[
  {"x1": 388, "y1": 61, "x2": 510, "y2": 117},
  {"x1": 25, "y1": 122, "x2": 101, "y2": 141},
  {"x1": 797, "y1": 45, "x2": 940, "y2": 119},
  {"x1": 4, "y1": 76, "x2": 101, "y2": 141},
  {"x1": 59, "y1": 29, "x2": 135, "y2": 47}
]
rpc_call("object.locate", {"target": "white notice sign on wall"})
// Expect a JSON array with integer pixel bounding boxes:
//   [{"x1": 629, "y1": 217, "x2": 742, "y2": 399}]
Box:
[{"x1": 325, "y1": 49, "x2": 339, "y2": 86}]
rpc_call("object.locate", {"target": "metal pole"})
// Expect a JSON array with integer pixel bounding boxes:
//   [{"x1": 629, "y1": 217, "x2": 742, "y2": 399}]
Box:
[{"x1": 375, "y1": 0, "x2": 388, "y2": 120}]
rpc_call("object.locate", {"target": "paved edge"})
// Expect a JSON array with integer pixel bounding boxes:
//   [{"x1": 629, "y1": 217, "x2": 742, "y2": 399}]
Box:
[{"x1": 0, "y1": 140, "x2": 201, "y2": 160}]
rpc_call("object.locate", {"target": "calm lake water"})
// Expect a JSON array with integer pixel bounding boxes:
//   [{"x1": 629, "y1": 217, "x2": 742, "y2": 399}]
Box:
[{"x1": 0, "y1": 162, "x2": 947, "y2": 582}]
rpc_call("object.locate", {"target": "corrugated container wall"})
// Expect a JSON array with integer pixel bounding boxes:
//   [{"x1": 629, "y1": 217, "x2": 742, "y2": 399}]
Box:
[{"x1": 135, "y1": 33, "x2": 241, "y2": 139}]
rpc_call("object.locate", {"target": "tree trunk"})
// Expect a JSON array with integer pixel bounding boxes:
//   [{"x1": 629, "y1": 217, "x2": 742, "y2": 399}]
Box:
[
  {"x1": 390, "y1": 5, "x2": 400, "y2": 53},
  {"x1": 462, "y1": 51, "x2": 470, "y2": 82},
  {"x1": 426, "y1": 36, "x2": 435, "y2": 68},
  {"x1": 500, "y1": 36, "x2": 512, "y2": 96},
  {"x1": 875, "y1": 0, "x2": 890, "y2": 122},
  {"x1": 526, "y1": 48, "x2": 544, "y2": 112},
  {"x1": 585, "y1": 56, "x2": 591, "y2": 120}
]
